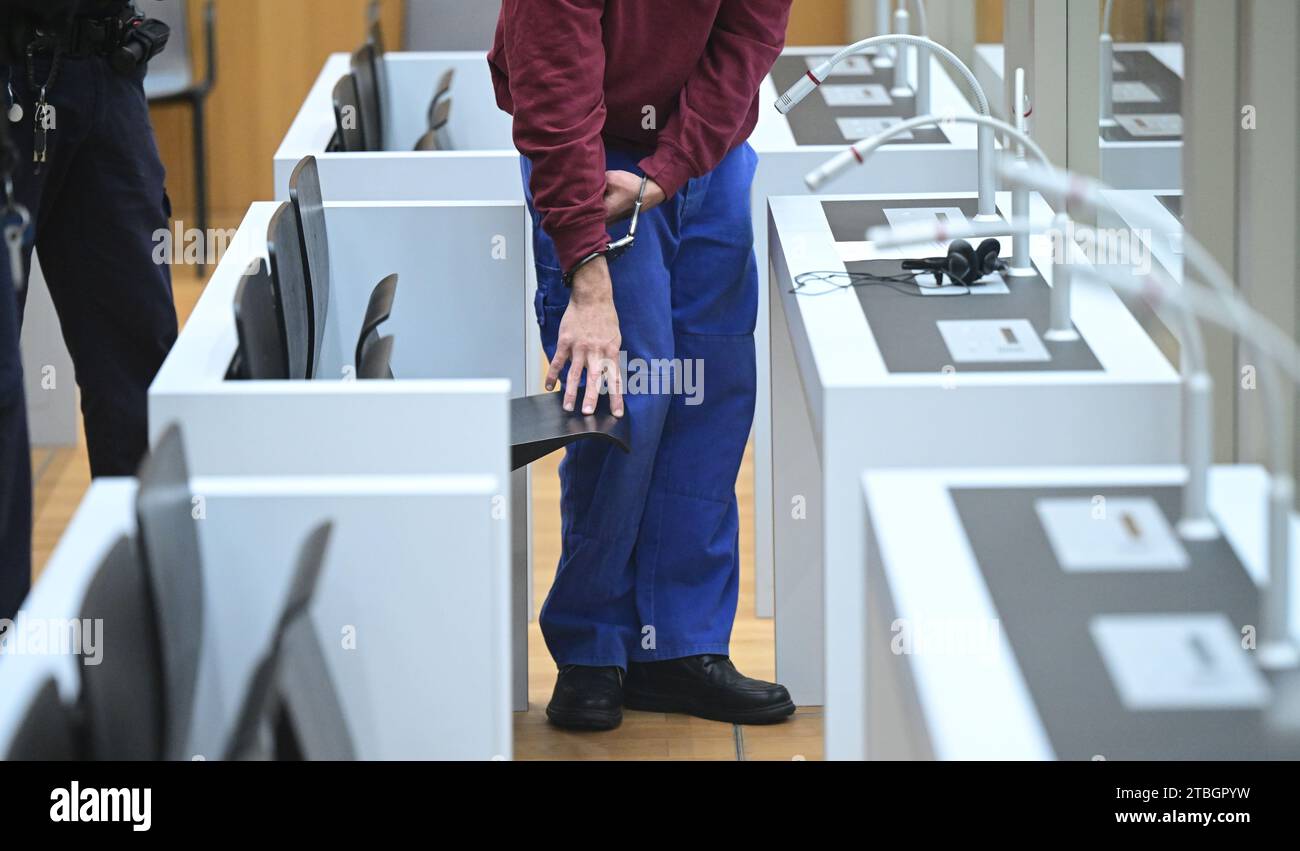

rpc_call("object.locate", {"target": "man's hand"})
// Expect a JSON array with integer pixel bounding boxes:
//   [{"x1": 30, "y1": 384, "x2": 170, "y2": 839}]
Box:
[
  {"x1": 603, "y1": 170, "x2": 665, "y2": 223},
  {"x1": 547, "y1": 256, "x2": 625, "y2": 418}
]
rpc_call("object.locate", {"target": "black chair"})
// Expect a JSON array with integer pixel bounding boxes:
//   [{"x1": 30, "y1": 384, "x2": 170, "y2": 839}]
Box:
[
  {"x1": 366, "y1": 15, "x2": 390, "y2": 143},
  {"x1": 427, "y1": 68, "x2": 454, "y2": 129},
  {"x1": 267, "y1": 202, "x2": 313, "y2": 380},
  {"x1": 226, "y1": 522, "x2": 355, "y2": 761},
  {"x1": 358, "y1": 334, "x2": 396, "y2": 380},
  {"x1": 354, "y1": 273, "x2": 398, "y2": 373},
  {"x1": 350, "y1": 43, "x2": 385, "y2": 152},
  {"x1": 510, "y1": 393, "x2": 632, "y2": 471},
  {"x1": 3, "y1": 677, "x2": 82, "y2": 761},
  {"x1": 145, "y1": 0, "x2": 217, "y2": 272},
  {"x1": 76, "y1": 534, "x2": 166, "y2": 760},
  {"x1": 367, "y1": 0, "x2": 386, "y2": 53},
  {"x1": 289, "y1": 156, "x2": 330, "y2": 378},
  {"x1": 414, "y1": 97, "x2": 453, "y2": 151},
  {"x1": 134, "y1": 423, "x2": 205, "y2": 761},
  {"x1": 233, "y1": 258, "x2": 290, "y2": 380},
  {"x1": 332, "y1": 74, "x2": 367, "y2": 153}
]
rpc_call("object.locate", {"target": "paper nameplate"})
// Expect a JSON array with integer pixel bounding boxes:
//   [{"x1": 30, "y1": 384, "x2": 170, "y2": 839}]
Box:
[
  {"x1": 1035, "y1": 496, "x2": 1188, "y2": 573},
  {"x1": 836, "y1": 116, "x2": 913, "y2": 142},
  {"x1": 1091, "y1": 614, "x2": 1270, "y2": 711},
  {"x1": 1112, "y1": 80, "x2": 1161, "y2": 104},
  {"x1": 1116, "y1": 113, "x2": 1183, "y2": 137},
  {"x1": 820, "y1": 84, "x2": 892, "y2": 108},
  {"x1": 936, "y1": 319, "x2": 1050, "y2": 363}
]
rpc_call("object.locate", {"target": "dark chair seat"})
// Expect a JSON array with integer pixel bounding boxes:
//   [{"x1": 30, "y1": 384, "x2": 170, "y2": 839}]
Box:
[
  {"x1": 510, "y1": 393, "x2": 631, "y2": 471},
  {"x1": 226, "y1": 522, "x2": 355, "y2": 761},
  {"x1": 4, "y1": 678, "x2": 82, "y2": 761},
  {"x1": 415, "y1": 97, "x2": 453, "y2": 151},
  {"x1": 332, "y1": 74, "x2": 367, "y2": 153},
  {"x1": 267, "y1": 202, "x2": 314, "y2": 380},
  {"x1": 77, "y1": 534, "x2": 166, "y2": 760},
  {"x1": 355, "y1": 273, "x2": 399, "y2": 373},
  {"x1": 358, "y1": 334, "x2": 395, "y2": 380},
  {"x1": 233, "y1": 259, "x2": 289, "y2": 380},
  {"x1": 350, "y1": 43, "x2": 385, "y2": 152},
  {"x1": 134, "y1": 424, "x2": 206, "y2": 760},
  {"x1": 427, "y1": 68, "x2": 455, "y2": 129}
]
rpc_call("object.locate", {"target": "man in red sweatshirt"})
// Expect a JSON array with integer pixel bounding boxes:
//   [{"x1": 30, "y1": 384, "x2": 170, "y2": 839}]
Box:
[{"x1": 490, "y1": 0, "x2": 796, "y2": 730}]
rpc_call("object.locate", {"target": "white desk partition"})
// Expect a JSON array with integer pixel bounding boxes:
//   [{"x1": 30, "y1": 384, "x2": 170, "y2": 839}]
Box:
[
  {"x1": 0, "y1": 474, "x2": 513, "y2": 761},
  {"x1": 855, "y1": 465, "x2": 1300, "y2": 762},
  {"x1": 149, "y1": 199, "x2": 533, "y2": 712},
  {"x1": 976, "y1": 43, "x2": 1183, "y2": 190},
  {"x1": 749, "y1": 46, "x2": 984, "y2": 618},
  {"x1": 768, "y1": 191, "x2": 1183, "y2": 749},
  {"x1": 274, "y1": 52, "x2": 519, "y2": 204}
]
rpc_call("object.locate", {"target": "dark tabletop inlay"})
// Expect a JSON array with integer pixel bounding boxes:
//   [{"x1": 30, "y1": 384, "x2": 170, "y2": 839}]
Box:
[{"x1": 949, "y1": 485, "x2": 1299, "y2": 759}]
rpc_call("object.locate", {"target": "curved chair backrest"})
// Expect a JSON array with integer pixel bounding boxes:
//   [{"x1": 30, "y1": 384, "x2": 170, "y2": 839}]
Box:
[
  {"x1": 332, "y1": 74, "x2": 367, "y2": 152},
  {"x1": 77, "y1": 534, "x2": 166, "y2": 760},
  {"x1": 359, "y1": 334, "x2": 396, "y2": 381},
  {"x1": 267, "y1": 202, "x2": 313, "y2": 380},
  {"x1": 226, "y1": 522, "x2": 355, "y2": 761},
  {"x1": 354, "y1": 273, "x2": 398, "y2": 372},
  {"x1": 413, "y1": 129, "x2": 438, "y2": 152},
  {"x1": 432, "y1": 96, "x2": 454, "y2": 150},
  {"x1": 289, "y1": 156, "x2": 330, "y2": 378},
  {"x1": 233, "y1": 259, "x2": 289, "y2": 380},
  {"x1": 350, "y1": 43, "x2": 385, "y2": 151},
  {"x1": 4, "y1": 678, "x2": 82, "y2": 761},
  {"x1": 134, "y1": 424, "x2": 204, "y2": 761},
  {"x1": 427, "y1": 68, "x2": 455, "y2": 128}
]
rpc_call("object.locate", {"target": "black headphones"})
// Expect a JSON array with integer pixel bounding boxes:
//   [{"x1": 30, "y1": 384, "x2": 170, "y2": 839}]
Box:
[{"x1": 902, "y1": 238, "x2": 1006, "y2": 287}]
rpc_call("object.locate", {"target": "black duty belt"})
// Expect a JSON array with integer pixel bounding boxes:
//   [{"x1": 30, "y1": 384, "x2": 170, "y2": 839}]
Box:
[{"x1": 26, "y1": 15, "x2": 132, "y2": 60}]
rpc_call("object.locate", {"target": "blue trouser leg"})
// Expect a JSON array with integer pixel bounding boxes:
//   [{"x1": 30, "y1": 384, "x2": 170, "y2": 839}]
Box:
[
  {"x1": 522, "y1": 143, "x2": 759, "y2": 668},
  {"x1": 7, "y1": 56, "x2": 178, "y2": 478},
  {"x1": 630, "y1": 143, "x2": 759, "y2": 662},
  {"x1": 0, "y1": 208, "x2": 32, "y2": 621}
]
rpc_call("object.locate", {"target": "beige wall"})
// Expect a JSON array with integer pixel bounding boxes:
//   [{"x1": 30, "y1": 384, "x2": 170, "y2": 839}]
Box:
[{"x1": 151, "y1": 0, "x2": 404, "y2": 223}]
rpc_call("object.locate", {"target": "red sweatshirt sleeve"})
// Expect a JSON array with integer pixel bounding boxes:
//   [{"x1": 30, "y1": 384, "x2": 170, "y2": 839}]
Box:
[
  {"x1": 639, "y1": 0, "x2": 792, "y2": 199},
  {"x1": 497, "y1": 0, "x2": 610, "y2": 274}
]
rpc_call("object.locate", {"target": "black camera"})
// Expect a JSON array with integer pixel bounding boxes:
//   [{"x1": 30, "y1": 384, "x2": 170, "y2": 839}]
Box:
[{"x1": 109, "y1": 12, "x2": 170, "y2": 75}]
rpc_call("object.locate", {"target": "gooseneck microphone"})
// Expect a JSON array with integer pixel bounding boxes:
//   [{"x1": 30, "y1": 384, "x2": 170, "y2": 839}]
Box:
[
  {"x1": 1002, "y1": 161, "x2": 1300, "y2": 673},
  {"x1": 776, "y1": 33, "x2": 997, "y2": 219}
]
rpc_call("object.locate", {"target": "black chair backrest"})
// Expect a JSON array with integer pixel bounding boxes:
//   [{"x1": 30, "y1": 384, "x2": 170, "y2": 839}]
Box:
[
  {"x1": 367, "y1": 3, "x2": 385, "y2": 53},
  {"x1": 77, "y1": 534, "x2": 166, "y2": 760},
  {"x1": 289, "y1": 156, "x2": 330, "y2": 378},
  {"x1": 331, "y1": 74, "x2": 367, "y2": 152},
  {"x1": 233, "y1": 258, "x2": 289, "y2": 380},
  {"x1": 226, "y1": 522, "x2": 354, "y2": 761},
  {"x1": 267, "y1": 201, "x2": 313, "y2": 380},
  {"x1": 134, "y1": 424, "x2": 204, "y2": 761},
  {"x1": 427, "y1": 68, "x2": 454, "y2": 129},
  {"x1": 355, "y1": 273, "x2": 398, "y2": 372},
  {"x1": 367, "y1": 22, "x2": 390, "y2": 140},
  {"x1": 413, "y1": 128, "x2": 438, "y2": 152},
  {"x1": 358, "y1": 334, "x2": 395, "y2": 381},
  {"x1": 4, "y1": 678, "x2": 82, "y2": 761},
  {"x1": 416, "y1": 97, "x2": 453, "y2": 152},
  {"x1": 350, "y1": 43, "x2": 384, "y2": 151}
]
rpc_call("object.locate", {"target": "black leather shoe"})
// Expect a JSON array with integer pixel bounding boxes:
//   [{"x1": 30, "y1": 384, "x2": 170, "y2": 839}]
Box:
[
  {"x1": 546, "y1": 665, "x2": 624, "y2": 731},
  {"x1": 624, "y1": 655, "x2": 795, "y2": 724}
]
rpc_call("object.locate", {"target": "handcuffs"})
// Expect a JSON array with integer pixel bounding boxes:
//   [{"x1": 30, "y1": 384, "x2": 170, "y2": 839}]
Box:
[{"x1": 563, "y1": 174, "x2": 648, "y2": 288}]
